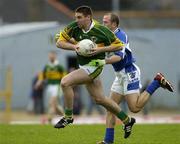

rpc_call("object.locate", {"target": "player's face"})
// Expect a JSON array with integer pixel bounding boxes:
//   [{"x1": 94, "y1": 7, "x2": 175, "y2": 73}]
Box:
[
  {"x1": 75, "y1": 12, "x2": 90, "y2": 29},
  {"x1": 48, "y1": 52, "x2": 56, "y2": 63},
  {"x1": 103, "y1": 15, "x2": 113, "y2": 30}
]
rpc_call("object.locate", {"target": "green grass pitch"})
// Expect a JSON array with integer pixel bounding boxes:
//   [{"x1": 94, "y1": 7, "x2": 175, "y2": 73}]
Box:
[{"x1": 0, "y1": 124, "x2": 180, "y2": 144}]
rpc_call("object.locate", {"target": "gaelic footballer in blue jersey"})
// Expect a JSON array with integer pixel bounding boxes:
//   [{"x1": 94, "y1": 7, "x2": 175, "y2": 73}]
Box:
[{"x1": 97, "y1": 13, "x2": 174, "y2": 144}]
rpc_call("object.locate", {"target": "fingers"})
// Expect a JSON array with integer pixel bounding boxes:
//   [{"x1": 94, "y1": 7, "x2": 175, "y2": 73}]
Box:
[
  {"x1": 87, "y1": 48, "x2": 97, "y2": 56},
  {"x1": 74, "y1": 46, "x2": 80, "y2": 53}
]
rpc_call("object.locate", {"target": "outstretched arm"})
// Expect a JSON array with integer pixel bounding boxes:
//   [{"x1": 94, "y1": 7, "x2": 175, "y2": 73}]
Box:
[{"x1": 105, "y1": 55, "x2": 122, "y2": 64}]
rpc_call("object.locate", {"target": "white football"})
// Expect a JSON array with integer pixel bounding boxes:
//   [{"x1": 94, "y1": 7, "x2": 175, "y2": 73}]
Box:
[{"x1": 77, "y1": 39, "x2": 96, "y2": 57}]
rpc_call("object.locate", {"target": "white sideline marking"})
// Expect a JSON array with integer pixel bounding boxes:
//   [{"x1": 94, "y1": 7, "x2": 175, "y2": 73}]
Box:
[{"x1": 10, "y1": 115, "x2": 180, "y2": 125}]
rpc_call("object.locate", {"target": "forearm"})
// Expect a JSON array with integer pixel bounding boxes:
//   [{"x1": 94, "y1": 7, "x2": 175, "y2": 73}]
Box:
[
  {"x1": 34, "y1": 80, "x2": 43, "y2": 89},
  {"x1": 99, "y1": 45, "x2": 123, "y2": 53},
  {"x1": 56, "y1": 40, "x2": 76, "y2": 51},
  {"x1": 105, "y1": 55, "x2": 121, "y2": 64}
]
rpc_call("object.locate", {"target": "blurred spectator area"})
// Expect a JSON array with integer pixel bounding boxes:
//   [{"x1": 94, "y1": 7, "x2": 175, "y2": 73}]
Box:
[
  {"x1": 0, "y1": 0, "x2": 180, "y2": 28},
  {"x1": 0, "y1": 0, "x2": 180, "y2": 112},
  {"x1": 95, "y1": 10, "x2": 180, "y2": 28}
]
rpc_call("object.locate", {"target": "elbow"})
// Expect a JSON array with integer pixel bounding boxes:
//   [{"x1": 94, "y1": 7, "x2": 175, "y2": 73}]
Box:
[
  {"x1": 56, "y1": 42, "x2": 58, "y2": 48},
  {"x1": 56, "y1": 41, "x2": 62, "y2": 48},
  {"x1": 117, "y1": 43, "x2": 125, "y2": 50},
  {"x1": 113, "y1": 45, "x2": 123, "y2": 51},
  {"x1": 118, "y1": 46, "x2": 124, "y2": 50}
]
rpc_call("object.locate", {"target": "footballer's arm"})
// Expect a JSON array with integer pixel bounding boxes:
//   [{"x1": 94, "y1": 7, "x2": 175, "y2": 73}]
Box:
[
  {"x1": 105, "y1": 55, "x2": 122, "y2": 64},
  {"x1": 56, "y1": 32, "x2": 77, "y2": 51},
  {"x1": 99, "y1": 45, "x2": 123, "y2": 53},
  {"x1": 90, "y1": 38, "x2": 124, "y2": 55},
  {"x1": 56, "y1": 40, "x2": 77, "y2": 51},
  {"x1": 100, "y1": 38, "x2": 124, "y2": 52}
]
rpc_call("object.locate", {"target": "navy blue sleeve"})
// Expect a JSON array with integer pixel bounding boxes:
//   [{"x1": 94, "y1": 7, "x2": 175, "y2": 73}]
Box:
[{"x1": 114, "y1": 51, "x2": 124, "y2": 58}]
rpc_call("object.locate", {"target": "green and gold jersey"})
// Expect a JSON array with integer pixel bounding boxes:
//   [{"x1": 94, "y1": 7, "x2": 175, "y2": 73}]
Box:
[
  {"x1": 39, "y1": 63, "x2": 66, "y2": 85},
  {"x1": 58, "y1": 20, "x2": 124, "y2": 65}
]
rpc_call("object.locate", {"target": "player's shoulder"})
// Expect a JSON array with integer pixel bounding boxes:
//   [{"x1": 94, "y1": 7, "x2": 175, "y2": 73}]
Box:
[
  {"x1": 66, "y1": 21, "x2": 78, "y2": 29},
  {"x1": 57, "y1": 64, "x2": 64, "y2": 68},
  {"x1": 44, "y1": 63, "x2": 49, "y2": 67},
  {"x1": 94, "y1": 20, "x2": 109, "y2": 30},
  {"x1": 94, "y1": 20, "x2": 113, "y2": 34},
  {"x1": 115, "y1": 28, "x2": 128, "y2": 43},
  {"x1": 57, "y1": 64, "x2": 64, "y2": 69},
  {"x1": 43, "y1": 64, "x2": 49, "y2": 70},
  {"x1": 116, "y1": 28, "x2": 128, "y2": 37}
]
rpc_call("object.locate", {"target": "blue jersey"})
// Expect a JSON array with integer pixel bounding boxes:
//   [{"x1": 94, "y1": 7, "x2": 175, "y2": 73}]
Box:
[{"x1": 111, "y1": 28, "x2": 136, "y2": 72}]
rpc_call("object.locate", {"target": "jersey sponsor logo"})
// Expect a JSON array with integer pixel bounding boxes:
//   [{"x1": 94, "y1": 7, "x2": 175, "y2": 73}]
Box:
[
  {"x1": 91, "y1": 36, "x2": 97, "y2": 43},
  {"x1": 127, "y1": 71, "x2": 139, "y2": 83}
]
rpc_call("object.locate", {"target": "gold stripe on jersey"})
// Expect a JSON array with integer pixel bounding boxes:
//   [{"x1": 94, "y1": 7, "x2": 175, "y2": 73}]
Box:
[
  {"x1": 59, "y1": 31, "x2": 71, "y2": 41},
  {"x1": 96, "y1": 43, "x2": 105, "y2": 47},
  {"x1": 69, "y1": 38, "x2": 78, "y2": 44},
  {"x1": 45, "y1": 71, "x2": 64, "y2": 80},
  {"x1": 111, "y1": 38, "x2": 124, "y2": 47},
  {"x1": 96, "y1": 39, "x2": 124, "y2": 49}
]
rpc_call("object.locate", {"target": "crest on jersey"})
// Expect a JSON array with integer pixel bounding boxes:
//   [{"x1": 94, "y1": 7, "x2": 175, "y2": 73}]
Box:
[{"x1": 91, "y1": 36, "x2": 97, "y2": 43}]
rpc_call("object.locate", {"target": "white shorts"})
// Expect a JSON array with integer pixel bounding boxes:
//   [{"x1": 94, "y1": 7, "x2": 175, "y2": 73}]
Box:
[
  {"x1": 79, "y1": 65, "x2": 103, "y2": 79},
  {"x1": 111, "y1": 64, "x2": 141, "y2": 95},
  {"x1": 46, "y1": 84, "x2": 62, "y2": 97}
]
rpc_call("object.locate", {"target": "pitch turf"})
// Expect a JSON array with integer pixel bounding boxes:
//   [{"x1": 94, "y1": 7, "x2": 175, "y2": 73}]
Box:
[{"x1": 0, "y1": 124, "x2": 180, "y2": 144}]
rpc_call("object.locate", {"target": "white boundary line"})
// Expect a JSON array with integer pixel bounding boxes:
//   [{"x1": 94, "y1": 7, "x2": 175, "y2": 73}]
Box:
[{"x1": 9, "y1": 115, "x2": 180, "y2": 125}]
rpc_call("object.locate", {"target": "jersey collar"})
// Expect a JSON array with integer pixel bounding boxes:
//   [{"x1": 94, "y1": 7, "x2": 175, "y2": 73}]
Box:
[
  {"x1": 114, "y1": 28, "x2": 120, "y2": 34},
  {"x1": 82, "y1": 20, "x2": 95, "y2": 33},
  {"x1": 48, "y1": 60, "x2": 59, "y2": 67}
]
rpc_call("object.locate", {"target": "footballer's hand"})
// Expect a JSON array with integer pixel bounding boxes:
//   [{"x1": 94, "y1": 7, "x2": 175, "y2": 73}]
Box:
[
  {"x1": 88, "y1": 59, "x2": 106, "y2": 67},
  {"x1": 55, "y1": 33, "x2": 60, "y2": 42},
  {"x1": 88, "y1": 47, "x2": 103, "y2": 56},
  {"x1": 74, "y1": 45, "x2": 80, "y2": 53}
]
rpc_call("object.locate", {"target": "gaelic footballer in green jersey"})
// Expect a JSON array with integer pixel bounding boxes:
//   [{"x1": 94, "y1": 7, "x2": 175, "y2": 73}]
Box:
[
  {"x1": 54, "y1": 6, "x2": 133, "y2": 133},
  {"x1": 39, "y1": 62, "x2": 66, "y2": 85},
  {"x1": 58, "y1": 20, "x2": 124, "y2": 66}
]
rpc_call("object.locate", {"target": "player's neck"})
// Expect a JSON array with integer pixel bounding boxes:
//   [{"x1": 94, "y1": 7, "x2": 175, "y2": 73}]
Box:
[
  {"x1": 112, "y1": 27, "x2": 118, "y2": 33},
  {"x1": 84, "y1": 20, "x2": 92, "y2": 32}
]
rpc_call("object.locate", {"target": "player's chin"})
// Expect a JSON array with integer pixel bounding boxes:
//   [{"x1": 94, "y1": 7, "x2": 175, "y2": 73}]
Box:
[{"x1": 78, "y1": 24, "x2": 82, "y2": 28}]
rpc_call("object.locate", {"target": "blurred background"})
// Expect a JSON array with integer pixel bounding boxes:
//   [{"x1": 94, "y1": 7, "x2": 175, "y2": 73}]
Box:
[{"x1": 0, "y1": 0, "x2": 180, "y2": 124}]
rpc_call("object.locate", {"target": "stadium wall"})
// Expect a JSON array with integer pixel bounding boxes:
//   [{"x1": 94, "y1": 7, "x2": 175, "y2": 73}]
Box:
[{"x1": 0, "y1": 22, "x2": 179, "y2": 110}]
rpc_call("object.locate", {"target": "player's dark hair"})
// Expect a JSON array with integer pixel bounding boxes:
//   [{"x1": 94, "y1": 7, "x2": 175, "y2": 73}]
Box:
[
  {"x1": 108, "y1": 13, "x2": 119, "y2": 27},
  {"x1": 75, "y1": 5, "x2": 93, "y2": 17}
]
